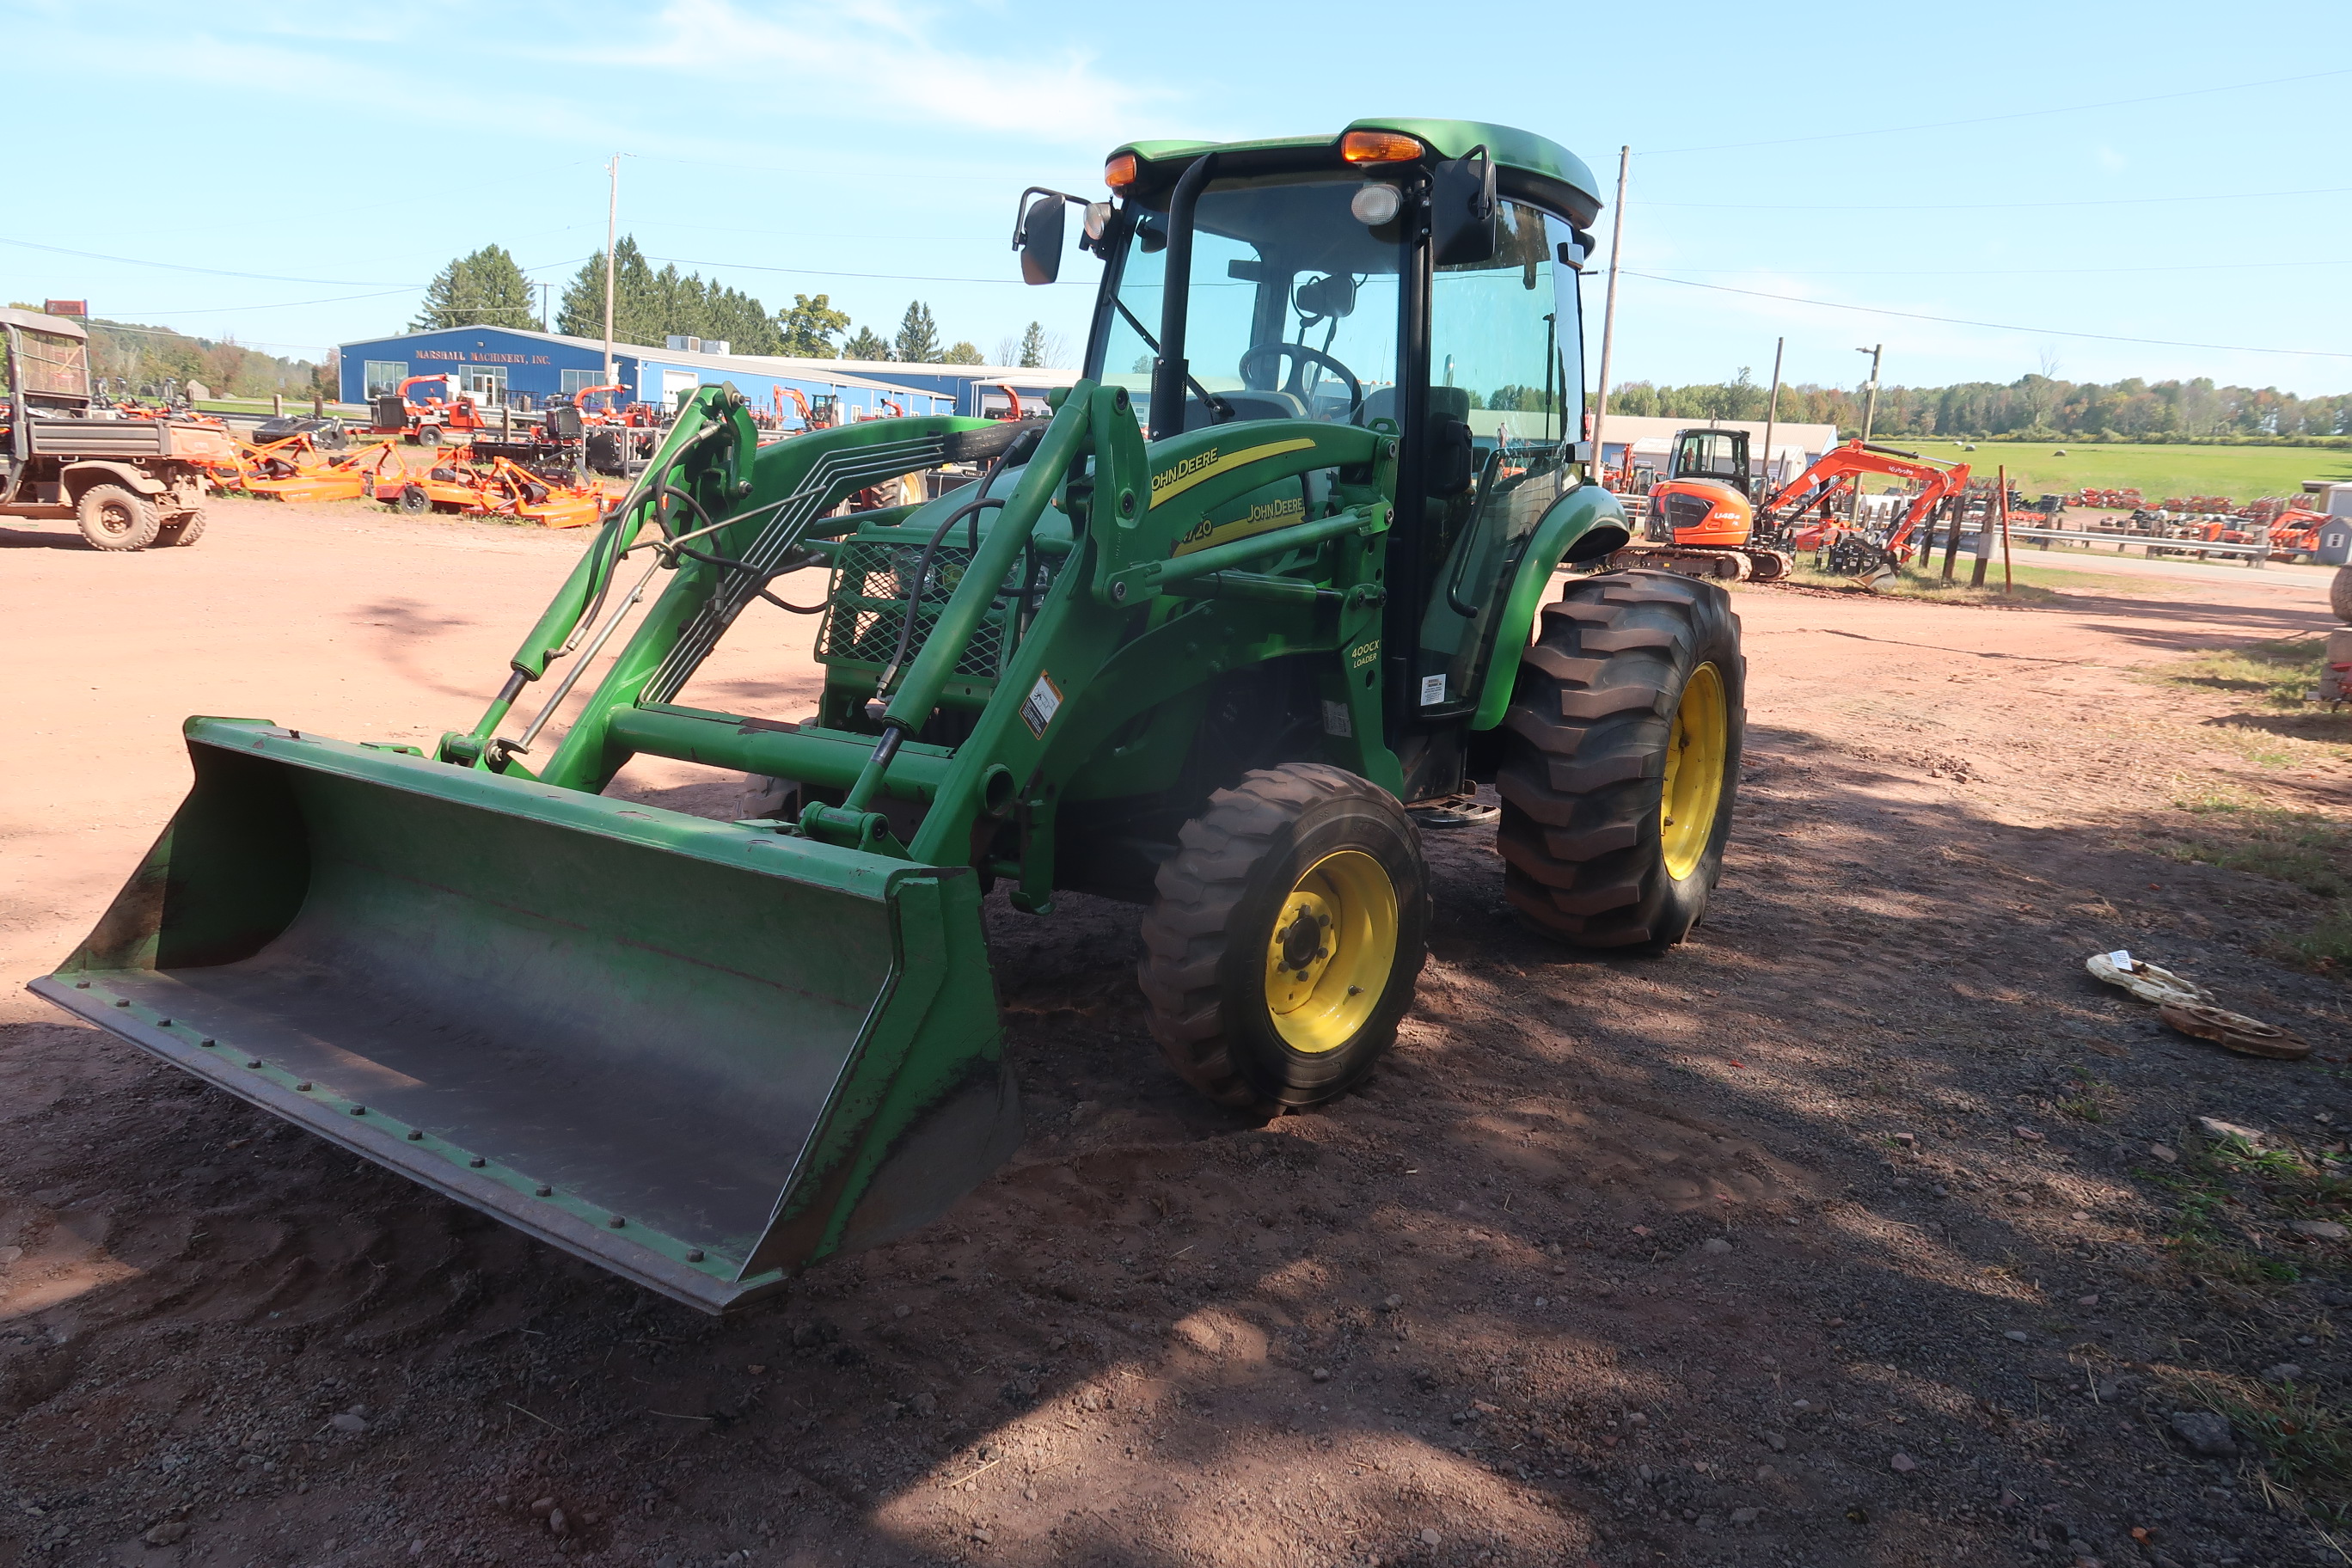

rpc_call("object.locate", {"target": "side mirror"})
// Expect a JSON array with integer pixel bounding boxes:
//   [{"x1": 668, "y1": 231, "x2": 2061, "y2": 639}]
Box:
[
  {"x1": 1016, "y1": 194, "x2": 1065, "y2": 285},
  {"x1": 1430, "y1": 149, "x2": 1498, "y2": 266}
]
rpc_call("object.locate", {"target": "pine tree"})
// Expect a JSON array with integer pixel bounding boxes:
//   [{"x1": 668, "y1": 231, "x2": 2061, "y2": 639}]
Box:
[
  {"x1": 412, "y1": 245, "x2": 536, "y2": 332},
  {"x1": 893, "y1": 301, "x2": 940, "y2": 364},
  {"x1": 1016, "y1": 321, "x2": 1046, "y2": 369},
  {"x1": 775, "y1": 294, "x2": 849, "y2": 358},
  {"x1": 556, "y1": 236, "x2": 658, "y2": 344},
  {"x1": 842, "y1": 326, "x2": 891, "y2": 361},
  {"x1": 941, "y1": 340, "x2": 984, "y2": 364},
  {"x1": 699, "y1": 283, "x2": 781, "y2": 355}
]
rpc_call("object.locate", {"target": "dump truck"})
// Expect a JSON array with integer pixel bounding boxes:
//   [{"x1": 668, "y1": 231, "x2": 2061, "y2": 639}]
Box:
[
  {"x1": 34, "y1": 120, "x2": 1745, "y2": 1313},
  {"x1": 0, "y1": 306, "x2": 230, "y2": 549}
]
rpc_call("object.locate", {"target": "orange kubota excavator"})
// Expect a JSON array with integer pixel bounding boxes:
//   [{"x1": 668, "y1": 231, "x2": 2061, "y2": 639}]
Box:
[
  {"x1": 1620, "y1": 427, "x2": 1791, "y2": 581},
  {"x1": 1620, "y1": 431, "x2": 1971, "y2": 584},
  {"x1": 1760, "y1": 440, "x2": 1972, "y2": 579}
]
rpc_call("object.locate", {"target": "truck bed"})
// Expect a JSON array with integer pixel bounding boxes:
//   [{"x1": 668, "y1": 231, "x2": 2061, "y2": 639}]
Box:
[{"x1": 27, "y1": 416, "x2": 236, "y2": 462}]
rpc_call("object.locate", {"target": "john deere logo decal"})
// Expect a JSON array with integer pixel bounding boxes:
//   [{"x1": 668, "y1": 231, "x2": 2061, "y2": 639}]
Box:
[
  {"x1": 1171, "y1": 495, "x2": 1305, "y2": 557},
  {"x1": 1148, "y1": 438, "x2": 1318, "y2": 509}
]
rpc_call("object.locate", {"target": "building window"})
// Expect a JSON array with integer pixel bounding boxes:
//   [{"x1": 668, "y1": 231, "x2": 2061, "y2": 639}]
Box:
[
  {"x1": 560, "y1": 368, "x2": 608, "y2": 396},
  {"x1": 363, "y1": 360, "x2": 408, "y2": 395}
]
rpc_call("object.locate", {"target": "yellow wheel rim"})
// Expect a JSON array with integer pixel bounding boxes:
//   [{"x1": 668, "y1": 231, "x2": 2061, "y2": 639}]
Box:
[
  {"x1": 1659, "y1": 662, "x2": 1728, "y2": 882},
  {"x1": 1262, "y1": 849, "x2": 1398, "y2": 1054}
]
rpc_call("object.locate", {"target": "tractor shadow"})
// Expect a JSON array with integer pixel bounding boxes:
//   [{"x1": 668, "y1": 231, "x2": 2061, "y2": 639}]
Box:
[{"x1": 3, "y1": 717, "x2": 2348, "y2": 1568}]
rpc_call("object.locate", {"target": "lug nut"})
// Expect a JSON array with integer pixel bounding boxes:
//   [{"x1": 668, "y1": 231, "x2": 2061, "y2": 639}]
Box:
[
  {"x1": 686, "y1": 1249, "x2": 706, "y2": 1263},
  {"x1": 349, "y1": 1106, "x2": 366, "y2": 1116},
  {"x1": 469, "y1": 1156, "x2": 487, "y2": 1167},
  {"x1": 407, "y1": 1130, "x2": 425, "y2": 1141},
  {"x1": 199, "y1": 1038, "x2": 217, "y2": 1048},
  {"x1": 114, "y1": 998, "x2": 130, "y2": 1008},
  {"x1": 535, "y1": 1185, "x2": 552, "y2": 1197},
  {"x1": 156, "y1": 1017, "x2": 173, "y2": 1027},
  {"x1": 245, "y1": 1058, "x2": 262, "y2": 1069},
  {"x1": 608, "y1": 1216, "x2": 627, "y2": 1229},
  {"x1": 296, "y1": 1081, "x2": 312, "y2": 1092}
]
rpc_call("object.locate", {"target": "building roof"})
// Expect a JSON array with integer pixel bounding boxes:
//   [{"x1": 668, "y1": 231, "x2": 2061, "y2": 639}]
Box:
[
  {"x1": 1593, "y1": 414, "x2": 1842, "y2": 456},
  {"x1": 340, "y1": 325, "x2": 1080, "y2": 396}
]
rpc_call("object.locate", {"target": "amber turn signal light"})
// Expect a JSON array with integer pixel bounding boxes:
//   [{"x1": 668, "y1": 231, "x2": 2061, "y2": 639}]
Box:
[
  {"x1": 1104, "y1": 153, "x2": 1138, "y2": 190},
  {"x1": 1341, "y1": 130, "x2": 1424, "y2": 164}
]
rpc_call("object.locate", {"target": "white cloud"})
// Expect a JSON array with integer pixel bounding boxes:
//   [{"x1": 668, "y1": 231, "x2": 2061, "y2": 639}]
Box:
[{"x1": 559, "y1": 0, "x2": 1166, "y2": 151}]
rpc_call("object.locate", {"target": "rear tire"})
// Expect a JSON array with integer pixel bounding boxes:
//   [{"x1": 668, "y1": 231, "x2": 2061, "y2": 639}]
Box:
[
  {"x1": 1138, "y1": 763, "x2": 1429, "y2": 1111},
  {"x1": 2333, "y1": 563, "x2": 2352, "y2": 624},
  {"x1": 156, "y1": 511, "x2": 207, "y2": 547},
  {"x1": 77, "y1": 484, "x2": 160, "y2": 551},
  {"x1": 414, "y1": 426, "x2": 441, "y2": 448},
  {"x1": 1497, "y1": 570, "x2": 1744, "y2": 949}
]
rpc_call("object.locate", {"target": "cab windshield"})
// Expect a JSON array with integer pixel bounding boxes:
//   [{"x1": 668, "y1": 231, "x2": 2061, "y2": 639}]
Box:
[{"x1": 1092, "y1": 175, "x2": 1406, "y2": 431}]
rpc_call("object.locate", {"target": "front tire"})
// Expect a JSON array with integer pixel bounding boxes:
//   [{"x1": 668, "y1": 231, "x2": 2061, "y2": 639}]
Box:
[
  {"x1": 77, "y1": 484, "x2": 161, "y2": 551},
  {"x1": 1138, "y1": 763, "x2": 1429, "y2": 1111},
  {"x1": 396, "y1": 484, "x2": 431, "y2": 516},
  {"x1": 1498, "y1": 570, "x2": 1744, "y2": 949},
  {"x1": 2332, "y1": 563, "x2": 2352, "y2": 624}
]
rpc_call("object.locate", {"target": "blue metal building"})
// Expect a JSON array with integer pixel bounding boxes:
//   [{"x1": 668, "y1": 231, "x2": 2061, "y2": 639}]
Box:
[{"x1": 335, "y1": 326, "x2": 1080, "y2": 425}]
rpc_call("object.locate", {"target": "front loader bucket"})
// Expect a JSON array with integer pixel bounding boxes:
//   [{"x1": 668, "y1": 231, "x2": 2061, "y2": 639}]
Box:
[{"x1": 30, "y1": 719, "x2": 1016, "y2": 1313}]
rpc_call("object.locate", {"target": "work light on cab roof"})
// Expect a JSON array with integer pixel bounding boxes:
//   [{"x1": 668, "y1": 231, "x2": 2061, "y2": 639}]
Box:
[{"x1": 39, "y1": 117, "x2": 1744, "y2": 1317}]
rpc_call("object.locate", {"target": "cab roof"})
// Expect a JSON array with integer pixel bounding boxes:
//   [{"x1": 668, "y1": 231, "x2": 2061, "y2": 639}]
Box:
[
  {"x1": 1111, "y1": 119, "x2": 1602, "y2": 227},
  {"x1": 0, "y1": 305, "x2": 89, "y2": 339}
]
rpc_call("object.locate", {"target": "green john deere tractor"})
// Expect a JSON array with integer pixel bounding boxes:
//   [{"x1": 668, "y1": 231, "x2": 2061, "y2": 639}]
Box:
[{"x1": 34, "y1": 120, "x2": 1744, "y2": 1313}]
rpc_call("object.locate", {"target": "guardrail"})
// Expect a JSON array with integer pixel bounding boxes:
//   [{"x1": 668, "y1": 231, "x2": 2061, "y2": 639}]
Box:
[{"x1": 1920, "y1": 524, "x2": 2274, "y2": 567}]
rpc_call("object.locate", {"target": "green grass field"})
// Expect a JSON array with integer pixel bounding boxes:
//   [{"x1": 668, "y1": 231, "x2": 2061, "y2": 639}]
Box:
[{"x1": 1885, "y1": 440, "x2": 2352, "y2": 503}]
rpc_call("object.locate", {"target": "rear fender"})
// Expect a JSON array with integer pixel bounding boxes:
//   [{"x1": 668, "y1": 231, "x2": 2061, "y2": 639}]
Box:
[
  {"x1": 62, "y1": 460, "x2": 166, "y2": 499},
  {"x1": 1469, "y1": 483, "x2": 1631, "y2": 731}
]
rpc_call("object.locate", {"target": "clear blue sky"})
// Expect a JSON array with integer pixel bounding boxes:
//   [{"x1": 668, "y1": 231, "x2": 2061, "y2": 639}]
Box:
[{"x1": 7, "y1": 0, "x2": 2348, "y2": 395}]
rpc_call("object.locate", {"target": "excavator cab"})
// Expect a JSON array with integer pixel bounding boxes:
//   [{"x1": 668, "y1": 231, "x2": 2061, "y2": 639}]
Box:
[{"x1": 1668, "y1": 427, "x2": 1750, "y2": 498}]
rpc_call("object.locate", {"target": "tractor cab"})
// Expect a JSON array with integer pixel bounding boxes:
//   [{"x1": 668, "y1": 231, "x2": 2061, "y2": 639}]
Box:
[{"x1": 1019, "y1": 121, "x2": 1605, "y2": 795}]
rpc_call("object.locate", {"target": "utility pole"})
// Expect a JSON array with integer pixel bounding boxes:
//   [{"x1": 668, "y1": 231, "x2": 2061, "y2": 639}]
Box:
[
  {"x1": 603, "y1": 153, "x2": 621, "y2": 384},
  {"x1": 1855, "y1": 342, "x2": 1883, "y2": 443},
  {"x1": 1761, "y1": 335, "x2": 1785, "y2": 494},
  {"x1": 1588, "y1": 146, "x2": 1631, "y2": 487},
  {"x1": 1849, "y1": 342, "x2": 1882, "y2": 521},
  {"x1": 538, "y1": 281, "x2": 552, "y2": 334}
]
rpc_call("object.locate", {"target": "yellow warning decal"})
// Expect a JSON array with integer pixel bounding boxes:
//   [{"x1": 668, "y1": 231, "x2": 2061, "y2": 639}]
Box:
[
  {"x1": 1148, "y1": 437, "x2": 1318, "y2": 509},
  {"x1": 1170, "y1": 495, "x2": 1305, "y2": 557}
]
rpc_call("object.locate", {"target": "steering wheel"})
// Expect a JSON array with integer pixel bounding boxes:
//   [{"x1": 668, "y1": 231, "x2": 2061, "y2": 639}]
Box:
[{"x1": 1236, "y1": 342, "x2": 1363, "y2": 421}]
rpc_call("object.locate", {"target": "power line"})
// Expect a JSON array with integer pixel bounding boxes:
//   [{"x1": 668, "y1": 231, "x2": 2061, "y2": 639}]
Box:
[
  {"x1": 0, "y1": 236, "x2": 401, "y2": 286},
  {"x1": 1638, "y1": 184, "x2": 2352, "y2": 213},
  {"x1": 1621, "y1": 270, "x2": 2352, "y2": 359},
  {"x1": 1636, "y1": 65, "x2": 2352, "y2": 156},
  {"x1": 101, "y1": 287, "x2": 421, "y2": 317},
  {"x1": 641, "y1": 251, "x2": 1088, "y2": 287},
  {"x1": 1652, "y1": 257, "x2": 2352, "y2": 279}
]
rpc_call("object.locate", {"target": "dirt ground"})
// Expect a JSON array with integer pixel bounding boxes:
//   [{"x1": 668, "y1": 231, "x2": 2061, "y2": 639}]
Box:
[{"x1": 3, "y1": 497, "x2": 2350, "y2": 1568}]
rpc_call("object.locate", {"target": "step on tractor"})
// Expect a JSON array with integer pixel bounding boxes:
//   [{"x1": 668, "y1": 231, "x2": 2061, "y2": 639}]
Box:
[
  {"x1": 35, "y1": 120, "x2": 1747, "y2": 1313},
  {"x1": 0, "y1": 306, "x2": 231, "y2": 549}
]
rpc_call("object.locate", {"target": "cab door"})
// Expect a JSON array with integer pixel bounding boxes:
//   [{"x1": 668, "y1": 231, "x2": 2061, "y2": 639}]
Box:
[{"x1": 1409, "y1": 204, "x2": 1584, "y2": 738}]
